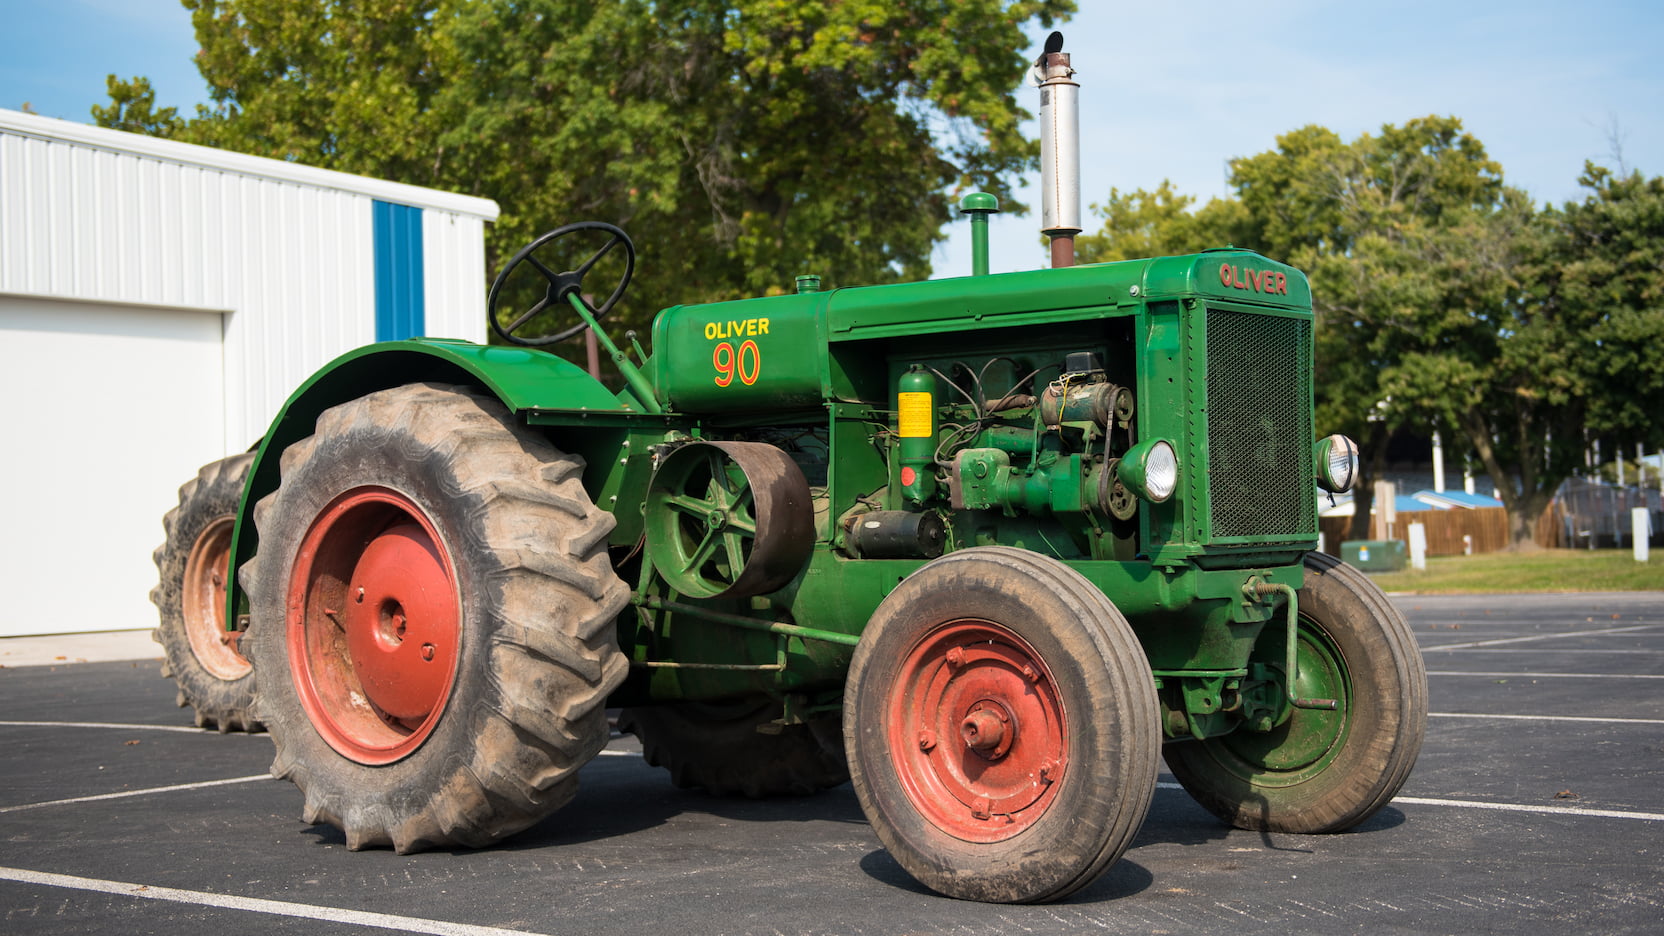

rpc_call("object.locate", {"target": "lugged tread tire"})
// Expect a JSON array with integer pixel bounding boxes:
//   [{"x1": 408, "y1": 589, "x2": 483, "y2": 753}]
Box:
[
  {"x1": 1164, "y1": 551, "x2": 1428, "y2": 833},
  {"x1": 845, "y1": 546, "x2": 1161, "y2": 904},
  {"x1": 619, "y1": 700, "x2": 848, "y2": 798},
  {"x1": 242, "y1": 382, "x2": 629, "y2": 853},
  {"x1": 151, "y1": 452, "x2": 260, "y2": 733}
]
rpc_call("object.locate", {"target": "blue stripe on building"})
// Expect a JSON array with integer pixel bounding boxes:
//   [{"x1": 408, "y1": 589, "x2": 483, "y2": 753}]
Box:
[{"x1": 372, "y1": 201, "x2": 425, "y2": 341}]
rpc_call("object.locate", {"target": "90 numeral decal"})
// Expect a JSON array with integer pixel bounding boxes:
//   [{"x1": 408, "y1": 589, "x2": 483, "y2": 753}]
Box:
[
  {"x1": 712, "y1": 340, "x2": 761, "y2": 387},
  {"x1": 713, "y1": 342, "x2": 735, "y2": 387},
  {"x1": 738, "y1": 340, "x2": 760, "y2": 385}
]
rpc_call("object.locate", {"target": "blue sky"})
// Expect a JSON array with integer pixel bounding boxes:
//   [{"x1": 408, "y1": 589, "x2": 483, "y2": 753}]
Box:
[{"x1": 4, "y1": 0, "x2": 1661, "y2": 280}]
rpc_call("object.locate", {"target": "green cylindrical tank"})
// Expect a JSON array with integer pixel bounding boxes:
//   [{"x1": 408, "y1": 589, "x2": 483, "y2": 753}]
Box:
[
  {"x1": 897, "y1": 364, "x2": 937, "y2": 503},
  {"x1": 650, "y1": 293, "x2": 828, "y2": 412}
]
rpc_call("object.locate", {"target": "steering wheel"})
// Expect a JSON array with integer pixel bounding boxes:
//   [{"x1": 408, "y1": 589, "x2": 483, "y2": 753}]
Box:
[{"x1": 488, "y1": 222, "x2": 635, "y2": 346}]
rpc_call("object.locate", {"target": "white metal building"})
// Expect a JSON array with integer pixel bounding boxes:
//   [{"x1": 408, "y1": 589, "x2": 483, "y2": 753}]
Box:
[{"x1": 0, "y1": 109, "x2": 500, "y2": 638}]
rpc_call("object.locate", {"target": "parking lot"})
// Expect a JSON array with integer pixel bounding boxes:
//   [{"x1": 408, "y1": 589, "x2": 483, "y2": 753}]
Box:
[{"x1": 2, "y1": 591, "x2": 1661, "y2": 935}]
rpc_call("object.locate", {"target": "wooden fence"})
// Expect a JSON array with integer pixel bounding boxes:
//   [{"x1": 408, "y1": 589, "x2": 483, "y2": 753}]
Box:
[{"x1": 1319, "y1": 504, "x2": 1563, "y2": 556}]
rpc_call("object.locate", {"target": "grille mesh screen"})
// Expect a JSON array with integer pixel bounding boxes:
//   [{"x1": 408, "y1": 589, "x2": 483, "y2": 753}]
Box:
[{"x1": 1204, "y1": 310, "x2": 1316, "y2": 540}]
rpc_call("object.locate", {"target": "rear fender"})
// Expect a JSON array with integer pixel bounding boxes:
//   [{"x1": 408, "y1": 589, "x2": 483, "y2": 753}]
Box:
[{"x1": 225, "y1": 339, "x2": 630, "y2": 627}]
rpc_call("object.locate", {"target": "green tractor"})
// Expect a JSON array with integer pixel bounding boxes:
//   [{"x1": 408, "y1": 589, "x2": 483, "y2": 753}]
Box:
[{"x1": 150, "y1": 37, "x2": 1424, "y2": 904}]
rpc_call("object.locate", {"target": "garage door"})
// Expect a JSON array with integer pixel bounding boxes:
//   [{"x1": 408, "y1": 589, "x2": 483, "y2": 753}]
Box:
[{"x1": 0, "y1": 295, "x2": 226, "y2": 638}]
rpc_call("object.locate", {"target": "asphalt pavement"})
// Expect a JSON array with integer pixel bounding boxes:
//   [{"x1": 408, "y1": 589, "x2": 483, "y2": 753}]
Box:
[{"x1": 2, "y1": 592, "x2": 1661, "y2": 935}]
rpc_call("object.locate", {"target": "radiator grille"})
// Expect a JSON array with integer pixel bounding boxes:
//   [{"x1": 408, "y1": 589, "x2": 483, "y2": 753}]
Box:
[{"x1": 1204, "y1": 309, "x2": 1316, "y2": 540}]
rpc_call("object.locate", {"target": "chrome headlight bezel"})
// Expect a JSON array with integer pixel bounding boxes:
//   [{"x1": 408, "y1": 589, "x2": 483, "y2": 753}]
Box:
[
  {"x1": 1118, "y1": 439, "x2": 1179, "y2": 503},
  {"x1": 1315, "y1": 433, "x2": 1360, "y2": 494}
]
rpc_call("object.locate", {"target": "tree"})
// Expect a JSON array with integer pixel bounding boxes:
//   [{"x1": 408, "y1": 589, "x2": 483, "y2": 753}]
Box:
[
  {"x1": 1270, "y1": 119, "x2": 1510, "y2": 541},
  {"x1": 1079, "y1": 121, "x2": 1663, "y2": 546},
  {"x1": 1376, "y1": 166, "x2": 1664, "y2": 545},
  {"x1": 1365, "y1": 193, "x2": 1568, "y2": 546},
  {"x1": 92, "y1": 76, "x2": 184, "y2": 137},
  {"x1": 1080, "y1": 118, "x2": 1510, "y2": 539},
  {"x1": 1542, "y1": 165, "x2": 1664, "y2": 454},
  {"x1": 1073, "y1": 180, "x2": 1244, "y2": 263},
  {"x1": 99, "y1": 0, "x2": 1073, "y2": 344}
]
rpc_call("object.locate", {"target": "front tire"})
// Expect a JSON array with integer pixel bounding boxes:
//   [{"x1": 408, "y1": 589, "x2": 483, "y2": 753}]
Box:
[
  {"x1": 151, "y1": 453, "x2": 259, "y2": 733},
  {"x1": 243, "y1": 383, "x2": 629, "y2": 853},
  {"x1": 1164, "y1": 551, "x2": 1427, "y2": 833},
  {"x1": 845, "y1": 547, "x2": 1161, "y2": 904}
]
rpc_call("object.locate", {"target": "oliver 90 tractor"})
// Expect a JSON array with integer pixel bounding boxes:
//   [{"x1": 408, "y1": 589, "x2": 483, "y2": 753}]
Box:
[{"x1": 148, "y1": 37, "x2": 1425, "y2": 904}]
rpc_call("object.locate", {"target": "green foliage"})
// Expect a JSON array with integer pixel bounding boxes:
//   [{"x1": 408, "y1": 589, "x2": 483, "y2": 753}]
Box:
[
  {"x1": 1238, "y1": 118, "x2": 1511, "y2": 535},
  {"x1": 1367, "y1": 191, "x2": 1576, "y2": 540},
  {"x1": 1074, "y1": 180, "x2": 1244, "y2": 263},
  {"x1": 1378, "y1": 166, "x2": 1664, "y2": 541},
  {"x1": 105, "y1": 0, "x2": 1073, "y2": 343},
  {"x1": 92, "y1": 76, "x2": 185, "y2": 137},
  {"x1": 1078, "y1": 116, "x2": 1662, "y2": 545},
  {"x1": 1536, "y1": 165, "x2": 1664, "y2": 446},
  {"x1": 181, "y1": 0, "x2": 451, "y2": 180}
]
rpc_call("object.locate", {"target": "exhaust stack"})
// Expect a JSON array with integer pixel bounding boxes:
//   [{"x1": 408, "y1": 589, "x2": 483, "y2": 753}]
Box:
[{"x1": 1034, "y1": 31, "x2": 1079, "y2": 268}]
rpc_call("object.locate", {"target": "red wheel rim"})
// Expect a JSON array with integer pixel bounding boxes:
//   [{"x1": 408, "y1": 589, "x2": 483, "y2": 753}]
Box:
[
  {"x1": 183, "y1": 516, "x2": 251, "y2": 680},
  {"x1": 887, "y1": 620, "x2": 1067, "y2": 842},
  {"x1": 287, "y1": 487, "x2": 461, "y2": 765}
]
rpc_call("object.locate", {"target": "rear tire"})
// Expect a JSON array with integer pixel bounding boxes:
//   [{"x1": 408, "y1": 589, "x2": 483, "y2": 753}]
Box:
[
  {"x1": 1164, "y1": 551, "x2": 1427, "y2": 833},
  {"x1": 151, "y1": 453, "x2": 259, "y2": 733},
  {"x1": 845, "y1": 546, "x2": 1161, "y2": 903},
  {"x1": 243, "y1": 382, "x2": 629, "y2": 853},
  {"x1": 619, "y1": 700, "x2": 848, "y2": 797}
]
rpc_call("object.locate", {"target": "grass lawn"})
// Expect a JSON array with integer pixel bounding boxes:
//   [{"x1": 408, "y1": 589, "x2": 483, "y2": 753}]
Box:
[{"x1": 1366, "y1": 548, "x2": 1664, "y2": 593}]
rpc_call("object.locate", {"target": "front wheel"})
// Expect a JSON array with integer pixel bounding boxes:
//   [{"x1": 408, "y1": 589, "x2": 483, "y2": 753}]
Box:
[
  {"x1": 243, "y1": 383, "x2": 629, "y2": 853},
  {"x1": 845, "y1": 547, "x2": 1161, "y2": 904},
  {"x1": 1164, "y1": 551, "x2": 1427, "y2": 833}
]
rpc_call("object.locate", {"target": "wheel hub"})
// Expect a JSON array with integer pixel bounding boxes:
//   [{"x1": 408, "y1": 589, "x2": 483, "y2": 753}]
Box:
[
  {"x1": 182, "y1": 516, "x2": 252, "y2": 680},
  {"x1": 1216, "y1": 622, "x2": 1351, "y2": 784},
  {"x1": 888, "y1": 620, "x2": 1066, "y2": 843},
  {"x1": 342, "y1": 522, "x2": 456, "y2": 724},
  {"x1": 960, "y1": 701, "x2": 1014, "y2": 758},
  {"x1": 287, "y1": 488, "x2": 461, "y2": 765}
]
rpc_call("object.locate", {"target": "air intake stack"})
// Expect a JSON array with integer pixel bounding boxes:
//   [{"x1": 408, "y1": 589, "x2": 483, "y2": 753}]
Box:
[{"x1": 1034, "y1": 31, "x2": 1080, "y2": 268}]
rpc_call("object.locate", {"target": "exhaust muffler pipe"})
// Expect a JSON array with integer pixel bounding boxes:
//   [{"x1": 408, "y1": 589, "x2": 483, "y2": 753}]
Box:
[{"x1": 1034, "y1": 31, "x2": 1079, "y2": 268}]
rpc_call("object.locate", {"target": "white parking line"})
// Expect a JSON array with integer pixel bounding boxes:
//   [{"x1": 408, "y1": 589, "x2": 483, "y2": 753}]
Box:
[
  {"x1": 0, "y1": 776, "x2": 271, "y2": 815},
  {"x1": 1430, "y1": 712, "x2": 1664, "y2": 725},
  {"x1": 0, "y1": 722, "x2": 650, "y2": 752},
  {"x1": 1427, "y1": 648, "x2": 1664, "y2": 655},
  {"x1": 0, "y1": 720, "x2": 252, "y2": 735},
  {"x1": 0, "y1": 751, "x2": 641, "y2": 815},
  {"x1": 1425, "y1": 671, "x2": 1664, "y2": 679},
  {"x1": 1422, "y1": 623, "x2": 1664, "y2": 651},
  {"x1": 1390, "y1": 797, "x2": 1664, "y2": 822},
  {"x1": 1155, "y1": 783, "x2": 1664, "y2": 822},
  {"x1": 0, "y1": 866, "x2": 557, "y2": 936}
]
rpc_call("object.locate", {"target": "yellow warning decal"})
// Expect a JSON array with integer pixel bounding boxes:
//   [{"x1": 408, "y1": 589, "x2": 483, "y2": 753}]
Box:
[{"x1": 898, "y1": 392, "x2": 933, "y2": 438}]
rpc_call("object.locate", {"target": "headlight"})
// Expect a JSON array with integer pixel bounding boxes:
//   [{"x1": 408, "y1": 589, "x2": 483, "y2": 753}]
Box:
[
  {"x1": 1315, "y1": 434, "x2": 1359, "y2": 493},
  {"x1": 1118, "y1": 439, "x2": 1179, "y2": 503}
]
